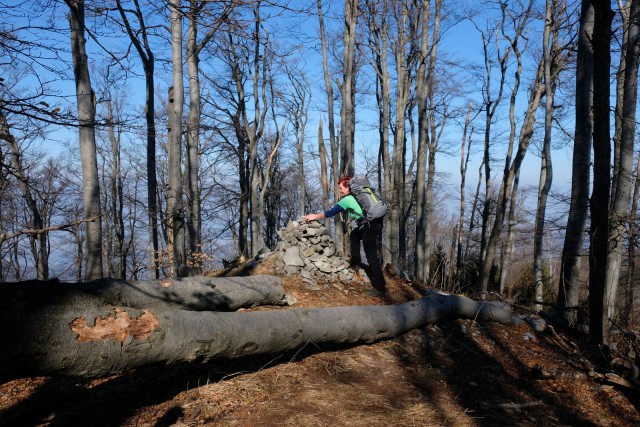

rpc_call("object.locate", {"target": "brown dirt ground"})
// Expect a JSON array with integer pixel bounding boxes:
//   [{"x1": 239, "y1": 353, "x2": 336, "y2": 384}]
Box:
[{"x1": 1, "y1": 259, "x2": 639, "y2": 426}]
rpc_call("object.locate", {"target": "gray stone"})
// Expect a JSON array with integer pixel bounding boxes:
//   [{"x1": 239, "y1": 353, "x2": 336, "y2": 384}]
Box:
[{"x1": 283, "y1": 246, "x2": 305, "y2": 267}]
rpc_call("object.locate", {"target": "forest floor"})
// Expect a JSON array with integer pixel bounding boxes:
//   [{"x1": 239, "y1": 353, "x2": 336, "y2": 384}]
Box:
[{"x1": 1, "y1": 258, "x2": 640, "y2": 426}]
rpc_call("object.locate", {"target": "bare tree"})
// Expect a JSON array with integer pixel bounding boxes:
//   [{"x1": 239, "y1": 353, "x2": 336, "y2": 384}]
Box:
[
  {"x1": 604, "y1": 0, "x2": 640, "y2": 325},
  {"x1": 97, "y1": 93, "x2": 127, "y2": 280},
  {"x1": 557, "y1": 0, "x2": 593, "y2": 325},
  {"x1": 115, "y1": 0, "x2": 161, "y2": 279},
  {"x1": 0, "y1": 113, "x2": 49, "y2": 279},
  {"x1": 340, "y1": 0, "x2": 357, "y2": 178},
  {"x1": 415, "y1": 0, "x2": 443, "y2": 283},
  {"x1": 184, "y1": 0, "x2": 237, "y2": 272},
  {"x1": 478, "y1": 0, "x2": 536, "y2": 297},
  {"x1": 456, "y1": 103, "x2": 477, "y2": 274},
  {"x1": 473, "y1": 14, "x2": 509, "y2": 273},
  {"x1": 284, "y1": 65, "x2": 311, "y2": 218},
  {"x1": 65, "y1": 0, "x2": 103, "y2": 280},
  {"x1": 317, "y1": 0, "x2": 343, "y2": 253},
  {"x1": 533, "y1": 0, "x2": 570, "y2": 310},
  {"x1": 166, "y1": 0, "x2": 186, "y2": 276},
  {"x1": 588, "y1": 0, "x2": 614, "y2": 348},
  {"x1": 362, "y1": 0, "x2": 391, "y2": 262}
]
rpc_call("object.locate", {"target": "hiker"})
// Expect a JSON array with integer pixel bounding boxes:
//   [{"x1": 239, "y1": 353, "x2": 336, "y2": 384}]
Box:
[{"x1": 303, "y1": 175, "x2": 387, "y2": 297}]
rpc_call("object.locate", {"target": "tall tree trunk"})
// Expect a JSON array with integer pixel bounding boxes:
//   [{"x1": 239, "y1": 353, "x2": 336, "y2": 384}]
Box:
[
  {"x1": 623, "y1": 157, "x2": 640, "y2": 327},
  {"x1": 589, "y1": 0, "x2": 614, "y2": 348},
  {"x1": 390, "y1": 2, "x2": 412, "y2": 270},
  {"x1": 168, "y1": 0, "x2": 186, "y2": 275},
  {"x1": 533, "y1": 0, "x2": 557, "y2": 311},
  {"x1": 66, "y1": 0, "x2": 103, "y2": 280},
  {"x1": 422, "y1": 0, "x2": 443, "y2": 283},
  {"x1": 247, "y1": 2, "x2": 269, "y2": 257},
  {"x1": 363, "y1": 0, "x2": 391, "y2": 264},
  {"x1": 476, "y1": 22, "x2": 508, "y2": 275},
  {"x1": 557, "y1": 0, "x2": 593, "y2": 325},
  {"x1": 182, "y1": 0, "x2": 234, "y2": 268},
  {"x1": 115, "y1": 0, "x2": 159, "y2": 279},
  {"x1": 605, "y1": 0, "x2": 640, "y2": 324},
  {"x1": 317, "y1": 0, "x2": 343, "y2": 254},
  {"x1": 185, "y1": 3, "x2": 202, "y2": 272},
  {"x1": 340, "y1": 0, "x2": 357, "y2": 178},
  {"x1": 457, "y1": 104, "x2": 475, "y2": 273},
  {"x1": 415, "y1": 0, "x2": 432, "y2": 283},
  {"x1": 105, "y1": 99, "x2": 126, "y2": 279}
]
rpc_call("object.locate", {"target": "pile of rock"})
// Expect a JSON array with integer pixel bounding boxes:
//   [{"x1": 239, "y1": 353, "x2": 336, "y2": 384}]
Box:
[{"x1": 268, "y1": 220, "x2": 369, "y2": 291}]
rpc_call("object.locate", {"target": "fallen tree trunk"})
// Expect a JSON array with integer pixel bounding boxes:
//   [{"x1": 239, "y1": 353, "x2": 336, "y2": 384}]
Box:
[
  {"x1": 2, "y1": 275, "x2": 292, "y2": 311},
  {"x1": 0, "y1": 287, "x2": 513, "y2": 378}
]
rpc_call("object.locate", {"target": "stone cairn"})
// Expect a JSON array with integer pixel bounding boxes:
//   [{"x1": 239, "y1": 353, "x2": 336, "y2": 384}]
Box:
[{"x1": 268, "y1": 220, "x2": 369, "y2": 291}]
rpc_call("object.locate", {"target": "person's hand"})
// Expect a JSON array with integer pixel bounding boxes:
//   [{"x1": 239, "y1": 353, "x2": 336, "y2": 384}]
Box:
[{"x1": 303, "y1": 213, "x2": 316, "y2": 221}]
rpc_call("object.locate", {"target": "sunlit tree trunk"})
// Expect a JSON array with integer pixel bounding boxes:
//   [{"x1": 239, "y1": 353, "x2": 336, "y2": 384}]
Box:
[
  {"x1": 317, "y1": 0, "x2": 343, "y2": 254},
  {"x1": 340, "y1": 0, "x2": 357, "y2": 178},
  {"x1": 390, "y1": 1, "x2": 412, "y2": 270},
  {"x1": 103, "y1": 98, "x2": 126, "y2": 279},
  {"x1": 415, "y1": 0, "x2": 443, "y2": 284},
  {"x1": 185, "y1": 3, "x2": 203, "y2": 271},
  {"x1": 66, "y1": 0, "x2": 103, "y2": 280},
  {"x1": 623, "y1": 157, "x2": 640, "y2": 327},
  {"x1": 605, "y1": 0, "x2": 640, "y2": 324},
  {"x1": 247, "y1": 2, "x2": 269, "y2": 257},
  {"x1": 167, "y1": 0, "x2": 186, "y2": 275},
  {"x1": 533, "y1": 0, "x2": 558, "y2": 311},
  {"x1": 363, "y1": 0, "x2": 392, "y2": 264}
]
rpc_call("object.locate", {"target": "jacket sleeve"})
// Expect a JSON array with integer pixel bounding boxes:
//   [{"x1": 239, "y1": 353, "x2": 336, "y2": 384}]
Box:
[{"x1": 323, "y1": 204, "x2": 345, "y2": 218}]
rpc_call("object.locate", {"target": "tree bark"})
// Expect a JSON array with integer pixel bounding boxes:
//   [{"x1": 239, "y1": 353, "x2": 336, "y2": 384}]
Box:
[
  {"x1": 340, "y1": 0, "x2": 357, "y2": 178},
  {"x1": 0, "y1": 288, "x2": 512, "y2": 378},
  {"x1": 185, "y1": 2, "x2": 203, "y2": 270},
  {"x1": 605, "y1": 0, "x2": 640, "y2": 323},
  {"x1": 66, "y1": 0, "x2": 103, "y2": 280},
  {"x1": 533, "y1": 0, "x2": 557, "y2": 311},
  {"x1": 115, "y1": 0, "x2": 160, "y2": 280},
  {"x1": 589, "y1": 0, "x2": 614, "y2": 347},
  {"x1": 317, "y1": 0, "x2": 343, "y2": 254},
  {"x1": 557, "y1": 0, "x2": 593, "y2": 325},
  {"x1": 168, "y1": 0, "x2": 186, "y2": 274},
  {"x1": 363, "y1": 0, "x2": 391, "y2": 264}
]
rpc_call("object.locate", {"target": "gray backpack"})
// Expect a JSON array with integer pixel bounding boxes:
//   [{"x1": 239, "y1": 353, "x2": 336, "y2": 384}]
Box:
[{"x1": 349, "y1": 175, "x2": 388, "y2": 221}]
